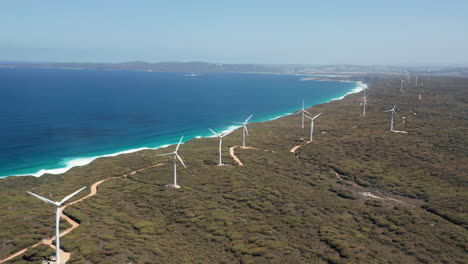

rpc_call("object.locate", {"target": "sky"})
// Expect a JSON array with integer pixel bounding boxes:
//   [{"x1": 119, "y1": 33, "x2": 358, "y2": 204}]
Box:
[{"x1": 0, "y1": 0, "x2": 467, "y2": 66}]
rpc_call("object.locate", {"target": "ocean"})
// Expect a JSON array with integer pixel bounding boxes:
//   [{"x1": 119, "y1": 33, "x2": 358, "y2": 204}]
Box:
[{"x1": 0, "y1": 68, "x2": 364, "y2": 177}]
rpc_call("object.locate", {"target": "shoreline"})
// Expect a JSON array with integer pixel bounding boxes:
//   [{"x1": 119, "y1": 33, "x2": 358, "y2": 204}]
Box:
[{"x1": 1, "y1": 80, "x2": 367, "y2": 179}]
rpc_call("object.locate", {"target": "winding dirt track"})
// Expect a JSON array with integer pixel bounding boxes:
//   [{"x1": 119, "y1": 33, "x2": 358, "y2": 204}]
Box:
[
  {"x1": 391, "y1": 130, "x2": 408, "y2": 134},
  {"x1": 229, "y1": 146, "x2": 258, "y2": 166},
  {"x1": 290, "y1": 138, "x2": 310, "y2": 153},
  {"x1": 0, "y1": 163, "x2": 165, "y2": 264},
  {"x1": 333, "y1": 172, "x2": 419, "y2": 207},
  {"x1": 290, "y1": 145, "x2": 303, "y2": 153}
]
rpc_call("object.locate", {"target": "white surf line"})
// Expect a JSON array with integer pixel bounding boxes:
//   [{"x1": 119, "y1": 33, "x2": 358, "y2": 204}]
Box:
[{"x1": 4, "y1": 80, "x2": 365, "y2": 179}]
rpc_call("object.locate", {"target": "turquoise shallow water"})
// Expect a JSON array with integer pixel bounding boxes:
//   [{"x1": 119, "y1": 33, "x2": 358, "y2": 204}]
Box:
[{"x1": 0, "y1": 68, "x2": 364, "y2": 177}]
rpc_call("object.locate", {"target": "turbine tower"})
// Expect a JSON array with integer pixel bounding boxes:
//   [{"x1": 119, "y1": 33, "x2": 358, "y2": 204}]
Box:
[
  {"x1": 233, "y1": 114, "x2": 253, "y2": 148},
  {"x1": 27, "y1": 186, "x2": 87, "y2": 264},
  {"x1": 383, "y1": 105, "x2": 397, "y2": 131},
  {"x1": 415, "y1": 76, "x2": 418, "y2": 87},
  {"x1": 209, "y1": 128, "x2": 234, "y2": 166},
  {"x1": 158, "y1": 136, "x2": 186, "y2": 188},
  {"x1": 361, "y1": 89, "x2": 370, "y2": 116},
  {"x1": 304, "y1": 113, "x2": 322, "y2": 141},
  {"x1": 400, "y1": 79, "x2": 405, "y2": 92}
]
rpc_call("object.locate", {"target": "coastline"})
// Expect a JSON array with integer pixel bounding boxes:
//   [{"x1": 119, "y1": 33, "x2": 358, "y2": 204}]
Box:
[{"x1": 1, "y1": 80, "x2": 367, "y2": 179}]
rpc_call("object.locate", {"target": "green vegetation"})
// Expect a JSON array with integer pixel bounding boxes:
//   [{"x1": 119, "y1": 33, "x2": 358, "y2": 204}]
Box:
[{"x1": 1, "y1": 76, "x2": 467, "y2": 263}]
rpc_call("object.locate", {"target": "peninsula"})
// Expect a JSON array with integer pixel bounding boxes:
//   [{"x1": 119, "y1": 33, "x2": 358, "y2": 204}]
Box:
[{"x1": 0, "y1": 76, "x2": 466, "y2": 264}]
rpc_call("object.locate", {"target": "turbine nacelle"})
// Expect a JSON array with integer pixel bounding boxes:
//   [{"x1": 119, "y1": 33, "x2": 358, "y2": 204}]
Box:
[
  {"x1": 304, "y1": 113, "x2": 323, "y2": 121},
  {"x1": 27, "y1": 186, "x2": 87, "y2": 264},
  {"x1": 27, "y1": 186, "x2": 87, "y2": 207},
  {"x1": 383, "y1": 105, "x2": 397, "y2": 114},
  {"x1": 233, "y1": 114, "x2": 254, "y2": 148},
  {"x1": 209, "y1": 128, "x2": 233, "y2": 138},
  {"x1": 209, "y1": 128, "x2": 234, "y2": 165}
]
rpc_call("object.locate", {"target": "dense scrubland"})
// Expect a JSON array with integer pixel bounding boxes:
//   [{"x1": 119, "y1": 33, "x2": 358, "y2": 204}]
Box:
[{"x1": 0, "y1": 76, "x2": 466, "y2": 263}]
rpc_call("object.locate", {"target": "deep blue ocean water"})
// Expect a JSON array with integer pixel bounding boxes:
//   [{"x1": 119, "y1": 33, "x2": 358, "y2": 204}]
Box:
[{"x1": 0, "y1": 68, "x2": 363, "y2": 177}]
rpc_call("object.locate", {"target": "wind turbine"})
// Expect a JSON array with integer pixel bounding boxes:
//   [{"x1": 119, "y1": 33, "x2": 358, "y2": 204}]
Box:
[
  {"x1": 233, "y1": 114, "x2": 253, "y2": 148},
  {"x1": 304, "y1": 113, "x2": 322, "y2": 141},
  {"x1": 297, "y1": 100, "x2": 311, "y2": 128},
  {"x1": 158, "y1": 136, "x2": 186, "y2": 188},
  {"x1": 27, "y1": 186, "x2": 87, "y2": 264},
  {"x1": 415, "y1": 76, "x2": 418, "y2": 87},
  {"x1": 361, "y1": 89, "x2": 370, "y2": 116},
  {"x1": 383, "y1": 105, "x2": 397, "y2": 131},
  {"x1": 209, "y1": 128, "x2": 234, "y2": 166}
]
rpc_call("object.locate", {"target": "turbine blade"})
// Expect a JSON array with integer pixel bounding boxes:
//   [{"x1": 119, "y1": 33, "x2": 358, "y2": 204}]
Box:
[
  {"x1": 304, "y1": 114, "x2": 313, "y2": 119},
  {"x1": 303, "y1": 109, "x2": 311, "y2": 115},
  {"x1": 383, "y1": 110, "x2": 392, "y2": 112},
  {"x1": 27, "y1": 191, "x2": 57, "y2": 206},
  {"x1": 209, "y1": 128, "x2": 220, "y2": 137},
  {"x1": 221, "y1": 129, "x2": 234, "y2": 137},
  {"x1": 176, "y1": 154, "x2": 187, "y2": 169},
  {"x1": 244, "y1": 125, "x2": 249, "y2": 136},
  {"x1": 60, "y1": 186, "x2": 87, "y2": 204},
  {"x1": 312, "y1": 113, "x2": 323, "y2": 120},
  {"x1": 233, "y1": 122, "x2": 243, "y2": 124},
  {"x1": 175, "y1": 136, "x2": 184, "y2": 152},
  {"x1": 244, "y1": 114, "x2": 253, "y2": 123}
]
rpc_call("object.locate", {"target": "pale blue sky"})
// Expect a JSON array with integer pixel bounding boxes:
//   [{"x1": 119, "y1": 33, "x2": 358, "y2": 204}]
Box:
[{"x1": 1, "y1": 0, "x2": 467, "y2": 65}]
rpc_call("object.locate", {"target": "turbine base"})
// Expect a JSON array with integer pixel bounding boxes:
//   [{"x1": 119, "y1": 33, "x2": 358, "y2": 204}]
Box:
[{"x1": 165, "y1": 184, "x2": 181, "y2": 189}]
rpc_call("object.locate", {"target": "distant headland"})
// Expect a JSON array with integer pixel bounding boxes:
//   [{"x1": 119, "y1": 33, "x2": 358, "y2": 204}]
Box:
[{"x1": 1, "y1": 61, "x2": 467, "y2": 77}]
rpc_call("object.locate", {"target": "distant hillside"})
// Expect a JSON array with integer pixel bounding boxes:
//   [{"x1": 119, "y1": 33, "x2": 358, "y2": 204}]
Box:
[
  {"x1": 1, "y1": 61, "x2": 467, "y2": 76},
  {"x1": 0, "y1": 61, "x2": 282, "y2": 74}
]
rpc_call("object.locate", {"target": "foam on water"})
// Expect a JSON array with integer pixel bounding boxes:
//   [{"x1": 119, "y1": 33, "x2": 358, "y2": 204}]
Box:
[
  {"x1": 2, "y1": 76, "x2": 365, "y2": 178},
  {"x1": 330, "y1": 81, "x2": 367, "y2": 101},
  {"x1": 14, "y1": 145, "x2": 173, "y2": 177}
]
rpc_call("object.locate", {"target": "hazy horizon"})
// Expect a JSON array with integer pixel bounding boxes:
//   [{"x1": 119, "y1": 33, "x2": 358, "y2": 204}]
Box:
[{"x1": 1, "y1": 1, "x2": 467, "y2": 66}]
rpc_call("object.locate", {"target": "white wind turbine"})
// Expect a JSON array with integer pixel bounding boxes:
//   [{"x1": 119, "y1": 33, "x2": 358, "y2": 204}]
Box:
[
  {"x1": 361, "y1": 89, "x2": 370, "y2": 116},
  {"x1": 158, "y1": 136, "x2": 186, "y2": 188},
  {"x1": 233, "y1": 114, "x2": 253, "y2": 148},
  {"x1": 27, "y1": 186, "x2": 87, "y2": 264},
  {"x1": 383, "y1": 105, "x2": 397, "y2": 131},
  {"x1": 400, "y1": 79, "x2": 406, "y2": 92},
  {"x1": 209, "y1": 128, "x2": 234, "y2": 166},
  {"x1": 304, "y1": 113, "x2": 322, "y2": 141},
  {"x1": 297, "y1": 100, "x2": 311, "y2": 128}
]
